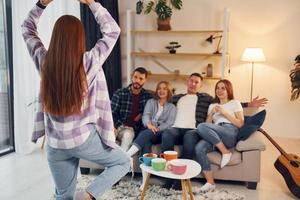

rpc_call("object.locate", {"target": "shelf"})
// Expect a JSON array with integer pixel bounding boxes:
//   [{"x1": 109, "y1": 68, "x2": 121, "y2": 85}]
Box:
[
  {"x1": 131, "y1": 30, "x2": 223, "y2": 34},
  {"x1": 132, "y1": 52, "x2": 222, "y2": 57},
  {"x1": 148, "y1": 73, "x2": 221, "y2": 80}
]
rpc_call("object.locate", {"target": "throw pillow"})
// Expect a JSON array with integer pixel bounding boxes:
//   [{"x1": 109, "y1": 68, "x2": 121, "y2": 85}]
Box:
[{"x1": 237, "y1": 110, "x2": 266, "y2": 141}]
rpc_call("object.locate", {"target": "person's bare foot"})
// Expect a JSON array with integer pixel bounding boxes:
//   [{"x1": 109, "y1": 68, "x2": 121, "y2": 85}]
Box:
[{"x1": 74, "y1": 191, "x2": 94, "y2": 200}]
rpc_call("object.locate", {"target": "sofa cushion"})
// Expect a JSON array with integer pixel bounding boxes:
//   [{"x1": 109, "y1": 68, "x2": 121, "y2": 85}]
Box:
[
  {"x1": 208, "y1": 150, "x2": 242, "y2": 166},
  {"x1": 236, "y1": 131, "x2": 266, "y2": 151},
  {"x1": 238, "y1": 110, "x2": 266, "y2": 141}
]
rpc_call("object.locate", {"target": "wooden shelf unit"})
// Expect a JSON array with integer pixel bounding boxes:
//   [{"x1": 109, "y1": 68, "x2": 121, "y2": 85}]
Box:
[
  {"x1": 132, "y1": 52, "x2": 222, "y2": 58},
  {"x1": 126, "y1": 9, "x2": 230, "y2": 85},
  {"x1": 148, "y1": 73, "x2": 221, "y2": 80},
  {"x1": 131, "y1": 30, "x2": 223, "y2": 34}
]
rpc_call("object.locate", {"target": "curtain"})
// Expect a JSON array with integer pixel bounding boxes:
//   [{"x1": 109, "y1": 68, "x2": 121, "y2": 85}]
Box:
[
  {"x1": 12, "y1": 0, "x2": 80, "y2": 154},
  {"x1": 80, "y1": 0, "x2": 122, "y2": 97}
]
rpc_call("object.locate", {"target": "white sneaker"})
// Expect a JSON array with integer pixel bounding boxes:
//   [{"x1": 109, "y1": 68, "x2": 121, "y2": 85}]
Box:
[
  {"x1": 200, "y1": 182, "x2": 216, "y2": 192},
  {"x1": 220, "y1": 152, "x2": 232, "y2": 168}
]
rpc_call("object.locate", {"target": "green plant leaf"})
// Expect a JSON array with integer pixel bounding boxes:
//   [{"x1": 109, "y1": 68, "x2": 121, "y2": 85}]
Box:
[
  {"x1": 170, "y1": 0, "x2": 183, "y2": 10},
  {"x1": 136, "y1": 0, "x2": 144, "y2": 14},
  {"x1": 145, "y1": 1, "x2": 155, "y2": 14},
  {"x1": 155, "y1": 0, "x2": 172, "y2": 19}
]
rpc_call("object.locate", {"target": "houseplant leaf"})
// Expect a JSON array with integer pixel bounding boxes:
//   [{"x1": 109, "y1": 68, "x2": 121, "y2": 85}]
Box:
[
  {"x1": 170, "y1": 0, "x2": 183, "y2": 10},
  {"x1": 136, "y1": 0, "x2": 144, "y2": 14},
  {"x1": 144, "y1": 1, "x2": 155, "y2": 14},
  {"x1": 155, "y1": 0, "x2": 172, "y2": 19}
]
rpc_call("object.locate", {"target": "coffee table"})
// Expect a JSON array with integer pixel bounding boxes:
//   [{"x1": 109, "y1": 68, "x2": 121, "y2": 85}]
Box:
[{"x1": 139, "y1": 159, "x2": 201, "y2": 200}]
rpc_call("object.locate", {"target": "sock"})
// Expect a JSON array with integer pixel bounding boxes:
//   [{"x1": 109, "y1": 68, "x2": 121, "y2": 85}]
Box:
[{"x1": 126, "y1": 145, "x2": 139, "y2": 157}]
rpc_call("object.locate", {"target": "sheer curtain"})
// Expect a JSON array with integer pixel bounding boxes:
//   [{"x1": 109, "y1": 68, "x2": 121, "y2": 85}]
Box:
[{"x1": 12, "y1": 0, "x2": 80, "y2": 154}]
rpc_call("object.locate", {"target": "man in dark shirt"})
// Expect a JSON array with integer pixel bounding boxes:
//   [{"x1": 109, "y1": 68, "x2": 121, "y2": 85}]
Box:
[{"x1": 111, "y1": 67, "x2": 153, "y2": 151}]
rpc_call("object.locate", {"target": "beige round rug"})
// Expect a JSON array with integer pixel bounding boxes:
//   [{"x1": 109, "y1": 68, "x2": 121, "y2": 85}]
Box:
[{"x1": 50, "y1": 175, "x2": 245, "y2": 200}]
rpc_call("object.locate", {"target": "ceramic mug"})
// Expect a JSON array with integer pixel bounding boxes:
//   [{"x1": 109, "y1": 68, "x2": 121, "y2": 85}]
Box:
[
  {"x1": 167, "y1": 159, "x2": 187, "y2": 175},
  {"x1": 151, "y1": 158, "x2": 166, "y2": 171},
  {"x1": 139, "y1": 153, "x2": 158, "y2": 166},
  {"x1": 160, "y1": 151, "x2": 178, "y2": 161}
]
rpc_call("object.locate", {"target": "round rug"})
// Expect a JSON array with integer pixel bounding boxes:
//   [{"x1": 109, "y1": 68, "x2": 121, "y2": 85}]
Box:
[{"x1": 50, "y1": 175, "x2": 245, "y2": 200}]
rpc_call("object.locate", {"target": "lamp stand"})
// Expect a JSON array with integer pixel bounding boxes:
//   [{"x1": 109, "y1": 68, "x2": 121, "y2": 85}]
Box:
[{"x1": 250, "y1": 62, "x2": 254, "y2": 101}]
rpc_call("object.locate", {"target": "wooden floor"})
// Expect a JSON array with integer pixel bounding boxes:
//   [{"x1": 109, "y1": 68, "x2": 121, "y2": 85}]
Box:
[{"x1": 0, "y1": 137, "x2": 299, "y2": 200}]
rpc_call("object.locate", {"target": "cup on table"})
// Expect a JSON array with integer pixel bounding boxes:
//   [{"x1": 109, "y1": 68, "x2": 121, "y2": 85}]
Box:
[
  {"x1": 167, "y1": 159, "x2": 187, "y2": 175},
  {"x1": 139, "y1": 153, "x2": 158, "y2": 166},
  {"x1": 151, "y1": 158, "x2": 166, "y2": 171},
  {"x1": 160, "y1": 151, "x2": 178, "y2": 161}
]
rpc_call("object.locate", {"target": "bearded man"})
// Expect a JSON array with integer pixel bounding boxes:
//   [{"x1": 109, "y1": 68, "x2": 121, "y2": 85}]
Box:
[{"x1": 111, "y1": 67, "x2": 153, "y2": 151}]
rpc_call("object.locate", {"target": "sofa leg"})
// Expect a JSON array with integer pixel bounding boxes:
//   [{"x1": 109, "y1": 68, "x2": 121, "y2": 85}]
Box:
[
  {"x1": 246, "y1": 182, "x2": 257, "y2": 190},
  {"x1": 80, "y1": 167, "x2": 90, "y2": 175}
]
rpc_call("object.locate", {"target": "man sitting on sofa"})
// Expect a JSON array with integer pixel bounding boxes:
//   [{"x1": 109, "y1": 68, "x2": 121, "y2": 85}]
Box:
[
  {"x1": 111, "y1": 67, "x2": 153, "y2": 151},
  {"x1": 161, "y1": 73, "x2": 267, "y2": 190}
]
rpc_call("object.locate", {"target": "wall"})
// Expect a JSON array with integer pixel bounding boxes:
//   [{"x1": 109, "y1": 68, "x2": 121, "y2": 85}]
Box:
[{"x1": 118, "y1": 0, "x2": 300, "y2": 138}]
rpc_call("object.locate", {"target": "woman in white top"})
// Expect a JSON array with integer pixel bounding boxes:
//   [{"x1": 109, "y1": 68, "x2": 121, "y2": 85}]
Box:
[{"x1": 195, "y1": 79, "x2": 244, "y2": 191}]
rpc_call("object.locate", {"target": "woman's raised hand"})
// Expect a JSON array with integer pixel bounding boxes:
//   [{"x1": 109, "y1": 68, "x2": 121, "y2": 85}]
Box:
[
  {"x1": 78, "y1": 0, "x2": 95, "y2": 5},
  {"x1": 40, "y1": 0, "x2": 53, "y2": 6}
]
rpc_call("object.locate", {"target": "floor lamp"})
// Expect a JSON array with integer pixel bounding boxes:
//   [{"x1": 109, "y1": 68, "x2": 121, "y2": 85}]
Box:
[{"x1": 241, "y1": 48, "x2": 266, "y2": 101}]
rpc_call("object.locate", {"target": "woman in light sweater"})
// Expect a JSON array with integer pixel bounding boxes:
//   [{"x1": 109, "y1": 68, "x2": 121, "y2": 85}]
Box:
[
  {"x1": 22, "y1": 0, "x2": 130, "y2": 199},
  {"x1": 127, "y1": 81, "x2": 176, "y2": 156},
  {"x1": 195, "y1": 79, "x2": 244, "y2": 192}
]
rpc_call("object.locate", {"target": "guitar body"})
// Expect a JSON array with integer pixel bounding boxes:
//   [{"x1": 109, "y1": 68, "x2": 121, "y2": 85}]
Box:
[
  {"x1": 259, "y1": 128, "x2": 300, "y2": 198},
  {"x1": 274, "y1": 153, "x2": 300, "y2": 198}
]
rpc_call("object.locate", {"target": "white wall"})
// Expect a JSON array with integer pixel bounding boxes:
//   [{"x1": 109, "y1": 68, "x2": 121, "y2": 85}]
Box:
[{"x1": 118, "y1": 0, "x2": 300, "y2": 138}]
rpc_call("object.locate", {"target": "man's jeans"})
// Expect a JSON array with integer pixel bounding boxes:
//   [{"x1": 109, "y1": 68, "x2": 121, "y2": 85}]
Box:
[
  {"x1": 133, "y1": 129, "x2": 162, "y2": 155},
  {"x1": 195, "y1": 122, "x2": 238, "y2": 171},
  {"x1": 161, "y1": 127, "x2": 199, "y2": 159},
  {"x1": 47, "y1": 130, "x2": 130, "y2": 200}
]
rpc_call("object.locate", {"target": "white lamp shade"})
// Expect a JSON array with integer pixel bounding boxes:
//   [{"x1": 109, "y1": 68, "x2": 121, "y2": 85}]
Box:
[{"x1": 241, "y1": 48, "x2": 266, "y2": 62}]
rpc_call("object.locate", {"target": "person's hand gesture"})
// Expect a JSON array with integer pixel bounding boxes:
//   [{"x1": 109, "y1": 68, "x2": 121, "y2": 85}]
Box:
[
  {"x1": 147, "y1": 123, "x2": 159, "y2": 133},
  {"x1": 248, "y1": 96, "x2": 268, "y2": 107},
  {"x1": 78, "y1": 0, "x2": 95, "y2": 5},
  {"x1": 40, "y1": 0, "x2": 53, "y2": 6},
  {"x1": 215, "y1": 105, "x2": 226, "y2": 115}
]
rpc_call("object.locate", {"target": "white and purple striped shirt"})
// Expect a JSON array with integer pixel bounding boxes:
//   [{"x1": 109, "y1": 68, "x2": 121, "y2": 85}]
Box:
[{"x1": 21, "y1": 2, "x2": 120, "y2": 149}]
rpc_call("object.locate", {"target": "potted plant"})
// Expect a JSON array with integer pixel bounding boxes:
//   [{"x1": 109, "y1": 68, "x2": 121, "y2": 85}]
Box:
[
  {"x1": 290, "y1": 54, "x2": 300, "y2": 100},
  {"x1": 136, "y1": 0, "x2": 183, "y2": 31},
  {"x1": 165, "y1": 41, "x2": 181, "y2": 54}
]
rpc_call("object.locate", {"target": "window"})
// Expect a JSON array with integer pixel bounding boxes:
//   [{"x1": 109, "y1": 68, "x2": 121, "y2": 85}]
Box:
[{"x1": 0, "y1": 0, "x2": 14, "y2": 156}]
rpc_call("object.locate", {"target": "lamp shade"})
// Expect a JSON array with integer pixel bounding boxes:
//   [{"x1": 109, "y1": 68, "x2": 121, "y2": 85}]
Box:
[{"x1": 241, "y1": 48, "x2": 266, "y2": 62}]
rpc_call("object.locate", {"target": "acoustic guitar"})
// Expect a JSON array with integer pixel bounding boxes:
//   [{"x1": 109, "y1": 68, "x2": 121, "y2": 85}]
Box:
[{"x1": 258, "y1": 128, "x2": 300, "y2": 198}]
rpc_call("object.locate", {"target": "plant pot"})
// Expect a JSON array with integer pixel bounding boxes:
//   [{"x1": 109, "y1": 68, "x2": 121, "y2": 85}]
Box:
[
  {"x1": 169, "y1": 49, "x2": 176, "y2": 54},
  {"x1": 157, "y1": 18, "x2": 171, "y2": 31}
]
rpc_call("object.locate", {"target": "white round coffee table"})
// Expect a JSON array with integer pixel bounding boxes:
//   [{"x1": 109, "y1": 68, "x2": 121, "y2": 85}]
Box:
[{"x1": 139, "y1": 159, "x2": 201, "y2": 200}]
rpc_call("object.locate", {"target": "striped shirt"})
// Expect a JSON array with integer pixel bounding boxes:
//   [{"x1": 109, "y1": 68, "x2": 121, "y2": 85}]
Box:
[{"x1": 21, "y1": 2, "x2": 121, "y2": 149}]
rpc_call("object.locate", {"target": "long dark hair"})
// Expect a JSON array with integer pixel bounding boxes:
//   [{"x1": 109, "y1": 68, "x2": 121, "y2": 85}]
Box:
[
  {"x1": 214, "y1": 79, "x2": 234, "y2": 103},
  {"x1": 40, "y1": 15, "x2": 87, "y2": 116}
]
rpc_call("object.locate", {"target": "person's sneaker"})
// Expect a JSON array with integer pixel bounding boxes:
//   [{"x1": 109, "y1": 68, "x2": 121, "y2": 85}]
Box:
[
  {"x1": 172, "y1": 180, "x2": 182, "y2": 191},
  {"x1": 199, "y1": 182, "x2": 216, "y2": 192},
  {"x1": 220, "y1": 152, "x2": 232, "y2": 168}
]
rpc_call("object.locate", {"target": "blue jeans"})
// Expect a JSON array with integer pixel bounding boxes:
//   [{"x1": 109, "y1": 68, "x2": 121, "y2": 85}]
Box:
[
  {"x1": 161, "y1": 127, "x2": 199, "y2": 158},
  {"x1": 133, "y1": 129, "x2": 162, "y2": 155},
  {"x1": 195, "y1": 122, "x2": 238, "y2": 171},
  {"x1": 47, "y1": 130, "x2": 130, "y2": 200}
]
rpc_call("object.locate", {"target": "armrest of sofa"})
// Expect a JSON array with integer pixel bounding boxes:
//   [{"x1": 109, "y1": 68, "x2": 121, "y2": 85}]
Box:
[{"x1": 236, "y1": 131, "x2": 266, "y2": 152}]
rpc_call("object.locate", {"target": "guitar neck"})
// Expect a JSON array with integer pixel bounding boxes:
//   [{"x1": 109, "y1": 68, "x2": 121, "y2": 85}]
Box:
[{"x1": 258, "y1": 128, "x2": 290, "y2": 159}]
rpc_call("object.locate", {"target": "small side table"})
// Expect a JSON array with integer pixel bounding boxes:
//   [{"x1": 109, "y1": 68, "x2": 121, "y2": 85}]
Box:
[{"x1": 140, "y1": 159, "x2": 201, "y2": 200}]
